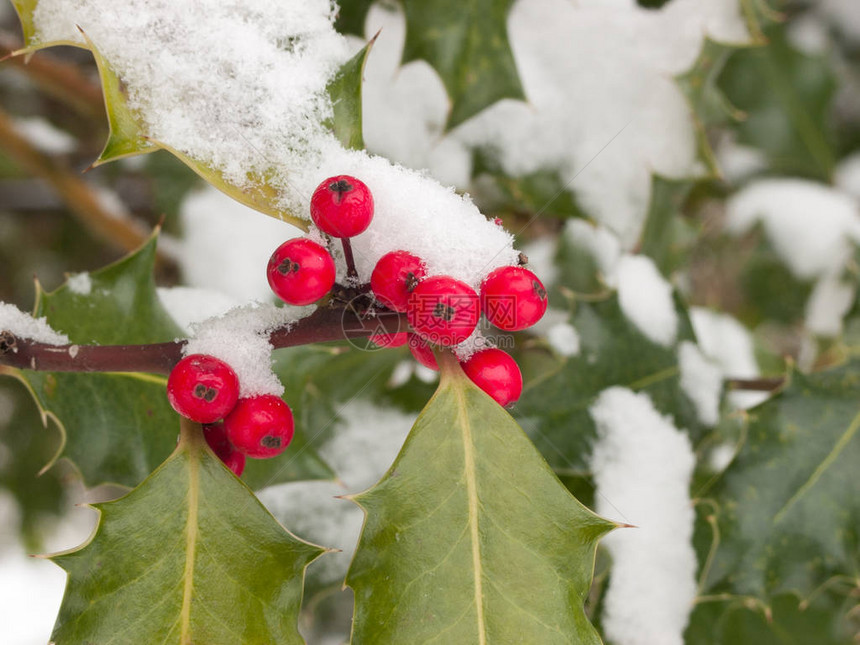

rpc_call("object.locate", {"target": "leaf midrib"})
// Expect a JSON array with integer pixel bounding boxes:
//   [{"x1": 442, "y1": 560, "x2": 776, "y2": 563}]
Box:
[{"x1": 180, "y1": 448, "x2": 200, "y2": 643}]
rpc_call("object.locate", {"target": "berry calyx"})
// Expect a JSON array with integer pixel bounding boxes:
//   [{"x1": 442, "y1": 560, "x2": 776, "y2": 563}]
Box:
[
  {"x1": 167, "y1": 354, "x2": 240, "y2": 423},
  {"x1": 481, "y1": 266, "x2": 548, "y2": 331},
  {"x1": 408, "y1": 333, "x2": 438, "y2": 370},
  {"x1": 460, "y1": 348, "x2": 523, "y2": 407},
  {"x1": 407, "y1": 275, "x2": 480, "y2": 346},
  {"x1": 267, "y1": 238, "x2": 336, "y2": 306},
  {"x1": 203, "y1": 422, "x2": 246, "y2": 477},
  {"x1": 310, "y1": 175, "x2": 374, "y2": 238},
  {"x1": 371, "y1": 250, "x2": 427, "y2": 312},
  {"x1": 223, "y1": 395, "x2": 295, "y2": 459},
  {"x1": 370, "y1": 331, "x2": 408, "y2": 349}
]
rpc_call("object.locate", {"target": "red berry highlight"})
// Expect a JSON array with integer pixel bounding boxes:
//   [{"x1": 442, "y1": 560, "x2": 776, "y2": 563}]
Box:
[
  {"x1": 481, "y1": 266, "x2": 548, "y2": 331},
  {"x1": 167, "y1": 354, "x2": 240, "y2": 423},
  {"x1": 223, "y1": 395, "x2": 295, "y2": 459},
  {"x1": 267, "y1": 238, "x2": 336, "y2": 306},
  {"x1": 407, "y1": 275, "x2": 480, "y2": 346},
  {"x1": 310, "y1": 175, "x2": 374, "y2": 238},
  {"x1": 371, "y1": 250, "x2": 427, "y2": 312},
  {"x1": 203, "y1": 422, "x2": 246, "y2": 477},
  {"x1": 408, "y1": 333, "x2": 438, "y2": 371},
  {"x1": 370, "y1": 332, "x2": 408, "y2": 348},
  {"x1": 460, "y1": 348, "x2": 523, "y2": 407}
]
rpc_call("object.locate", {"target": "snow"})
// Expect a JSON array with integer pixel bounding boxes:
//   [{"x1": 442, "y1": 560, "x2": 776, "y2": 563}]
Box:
[
  {"x1": 835, "y1": 152, "x2": 860, "y2": 202},
  {"x1": 678, "y1": 340, "x2": 722, "y2": 426},
  {"x1": 183, "y1": 303, "x2": 311, "y2": 397},
  {"x1": 0, "y1": 303, "x2": 70, "y2": 345},
  {"x1": 519, "y1": 237, "x2": 559, "y2": 291},
  {"x1": 715, "y1": 133, "x2": 767, "y2": 184},
  {"x1": 12, "y1": 117, "x2": 76, "y2": 154},
  {"x1": 617, "y1": 255, "x2": 678, "y2": 347},
  {"x1": 547, "y1": 322, "x2": 581, "y2": 357},
  {"x1": 821, "y1": 0, "x2": 860, "y2": 43},
  {"x1": 589, "y1": 387, "x2": 697, "y2": 645},
  {"x1": 726, "y1": 179, "x2": 860, "y2": 281},
  {"x1": 66, "y1": 272, "x2": 92, "y2": 295},
  {"x1": 156, "y1": 287, "x2": 239, "y2": 335},
  {"x1": 564, "y1": 220, "x2": 622, "y2": 286},
  {"x1": 805, "y1": 272, "x2": 856, "y2": 337}
]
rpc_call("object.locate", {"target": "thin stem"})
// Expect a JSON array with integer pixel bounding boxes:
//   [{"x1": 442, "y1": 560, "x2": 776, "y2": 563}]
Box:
[
  {"x1": 0, "y1": 307, "x2": 409, "y2": 375},
  {"x1": 727, "y1": 377, "x2": 785, "y2": 392},
  {"x1": 340, "y1": 237, "x2": 358, "y2": 281}
]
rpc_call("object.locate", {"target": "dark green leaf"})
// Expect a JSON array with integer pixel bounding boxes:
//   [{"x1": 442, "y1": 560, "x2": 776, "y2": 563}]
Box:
[
  {"x1": 347, "y1": 352, "x2": 613, "y2": 643},
  {"x1": 50, "y1": 419, "x2": 325, "y2": 644},
  {"x1": 325, "y1": 40, "x2": 374, "y2": 151},
  {"x1": 639, "y1": 175, "x2": 694, "y2": 275},
  {"x1": 334, "y1": 0, "x2": 376, "y2": 37}
]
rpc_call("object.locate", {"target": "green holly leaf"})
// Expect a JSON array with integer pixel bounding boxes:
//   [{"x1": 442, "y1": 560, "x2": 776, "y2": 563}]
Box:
[
  {"x1": 699, "y1": 362, "x2": 860, "y2": 602},
  {"x1": 401, "y1": 0, "x2": 525, "y2": 130},
  {"x1": 638, "y1": 175, "x2": 695, "y2": 276},
  {"x1": 9, "y1": 0, "x2": 41, "y2": 49},
  {"x1": 334, "y1": 0, "x2": 376, "y2": 38},
  {"x1": 325, "y1": 39, "x2": 375, "y2": 151},
  {"x1": 346, "y1": 352, "x2": 613, "y2": 643},
  {"x1": 49, "y1": 419, "x2": 325, "y2": 644}
]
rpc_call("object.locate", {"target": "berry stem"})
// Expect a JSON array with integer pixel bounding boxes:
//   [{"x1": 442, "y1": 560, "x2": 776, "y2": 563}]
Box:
[
  {"x1": 340, "y1": 237, "x2": 359, "y2": 281},
  {"x1": 0, "y1": 307, "x2": 408, "y2": 375}
]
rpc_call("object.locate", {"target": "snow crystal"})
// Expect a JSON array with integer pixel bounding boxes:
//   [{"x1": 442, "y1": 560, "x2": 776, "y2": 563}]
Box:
[
  {"x1": 564, "y1": 219, "x2": 622, "y2": 286},
  {"x1": 12, "y1": 117, "x2": 76, "y2": 154},
  {"x1": 678, "y1": 340, "x2": 722, "y2": 426},
  {"x1": 156, "y1": 287, "x2": 239, "y2": 335},
  {"x1": 66, "y1": 272, "x2": 92, "y2": 295},
  {"x1": 590, "y1": 387, "x2": 697, "y2": 645},
  {"x1": 617, "y1": 255, "x2": 678, "y2": 347},
  {"x1": 547, "y1": 322, "x2": 581, "y2": 357},
  {"x1": 726, "y1": 179, "x2": 860, "y2": 280},
  {"x1": 183, "y1": 303, "x2": 310, "y2": 397},
  {"x1": 0, "y1": 303, "x2": 69, "y2": 345}
]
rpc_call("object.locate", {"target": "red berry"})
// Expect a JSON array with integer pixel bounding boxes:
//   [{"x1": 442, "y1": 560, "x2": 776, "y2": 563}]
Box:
[
  {"x1": 371, "y1": 251, "x2": 427, "y2": 312},
  {"x1": 460, "y1": 348, "x2": 523, "y2": 407},
  {"x1": 481, "y1": 266, "x2": 548, "y2": 331},
  {"x1": 370, "y1": 332, "x2": 408, "y2": 348},
  {"x1": 167, "y1": 354, "x2": 240, "y2": 423},
  {"x1": 223, "y1": 395, "x2": 295, "y2": 459},
  {"x1": 408, "y1": 333, "x2": 438, "y2": 370},
  {"x1": 203, "y1": 422, "x2": 246, "y2": 476},
  {"x1": 310, "y1": 175, "x2": 374, "y2": 238},
  {"x1": 267, "y1": 238, "x2": 336, "y2": 306},
  {"x1": 407, "y1": 276, "x2": 480, "y2": 346}
]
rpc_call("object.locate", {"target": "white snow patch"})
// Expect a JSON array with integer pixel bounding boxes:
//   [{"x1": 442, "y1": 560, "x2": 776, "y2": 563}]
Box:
[
  {"x1": 708, "y1": 442, "x2": 736, "y2": 472},
  {"x1": 564, "y1": 219, "x2": 622, "y2": 286},
  {"x1": 66, "y1": 272, "x2": 92, "y2": 295},
  {"x1": 835, "y1": 152, "x2": 860, "y2": 202},
  {"x1": 12, "y1": 117, "x2": 76, "y2": 154},
  {"x1": 715, "y1": 133, "x2": 767, "y2": 184},
  {"x1": 156, "y1": 287, "x2": 240, "y2": 335},
  {"x1": 590, "y1": 387, "x2": 697, "y2": 645},
  {"x1": 547, "y1": 322, "x2": 581, "y2": 357},
  {"x1": 805, "y1": 272, "x2": 856, "y2": 338},
  {"x1": 519, "y1": 236, "x2": 559, "y2": 291},
  {"x1": 183, "y1": 303, "x2": 311, "y2": 397},
  {"x1": 678, "y1": 340, "x2": 722, "y2": 426},
  {"x1": 0, "y1": 303, "x2": 70, "y2": 345},
  {"x1": 821, "y1": 0, "x2": 860, "y2": 43},
  {"x1": 617, "y1": 255, "x2": 678, "y2": 347},
  {"x1": 726, "y1": 179, "x2": 860, "y2": 280}
]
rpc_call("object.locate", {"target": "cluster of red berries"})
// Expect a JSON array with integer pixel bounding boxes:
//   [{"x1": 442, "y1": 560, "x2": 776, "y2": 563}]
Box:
[
  {"x1": 167, "y1": 354, "x2": 293, "y2": 476},
  {"x1": 263, "y1": 174, "x2": 548, "y2": 409}
]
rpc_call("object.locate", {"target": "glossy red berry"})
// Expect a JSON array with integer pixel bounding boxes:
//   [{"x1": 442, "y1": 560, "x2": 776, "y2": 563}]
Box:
[
  {"x1": 267, "y1": 238, "x2": 336, "y2": 306},
  {"x1": 371, "y1": 251, "x2": 427, "y2": 312},
  {"x1": 460, "y1": 348, "x2": 523, "y2": 407},
  {"x1": 167, "y1": 354, "x2": 240, "y2": 423},
  {"x1": 370, "y1": 332, "x2": 408, "y2": 349},
  {"x1": 481, "y1": 266, "x2": 548, "y2": 331},
  {"x1": 310, "y1": 175, "x2": 374, "y2": 238},
  {"x1": 408, "y1": 333, "x2": 438, "y2": 371},
  {"x1": 407, "y1": 275, "x2": 480, "y2": 346},
  {"x1": 223, "y1": 395, "x2": 295, "y2": 459},
  {"x1": 203, "y1": 422, "x2": 246, "y2": 477}
]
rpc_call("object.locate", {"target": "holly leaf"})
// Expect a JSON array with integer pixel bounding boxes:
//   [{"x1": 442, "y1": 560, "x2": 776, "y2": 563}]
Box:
[
  {"x1": 346, "y1": 352, "x2": 613, "y2": 643},
  {"x1": 400, "y1": 0, "x2": 525, "y2": 130},
  {"x1": 49, "y1": 419, "x2": 324, "y2": 644},
  {"x1": 699, "y1": 362, "x2": 860, "y2": 602},
  {"x1": 334, "y1": 0, "x2": 376, "y2": 38},
  {"x1": 638, "y1": 174, "x2": 695, "y2": 276},
  {"x1": 325, "y1": 39, "x2": 375, "y2": 151}
]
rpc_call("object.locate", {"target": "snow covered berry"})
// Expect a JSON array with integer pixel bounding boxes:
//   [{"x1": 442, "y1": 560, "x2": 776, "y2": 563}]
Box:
[
  {"x1": 407, "y1": 276, "x2": 480, "y2": 346},
  {"x1": 408, "y1": 333, "x2": 438, "y2": 371},
  {"x1": 167, "y1": 354, "x2": 240, "y2": 423},
  {"x1": 203, "y1": 422, "x2": 246, "y2": 477},
  {"x1": 460, "y1": 348, "x2": 523, "y2": 407},
  {"x1": 481, "y1": 266, "x2": 548, "y2": 331},
  {"x1": 370, "y1": 332, "x2": 408, "y2": 348},
  {"x1": 371, "y1": 250, "x2": 427, "y2": 312},
  {"x1": 267, "y1": 238, "x2": 336, "y2": 306},
  {"x1": 223, "y1": 395, "x2": 294, "y2": 459},
  {"x1": 310, "y1": 175, "x2": 374, "y2": 238}
]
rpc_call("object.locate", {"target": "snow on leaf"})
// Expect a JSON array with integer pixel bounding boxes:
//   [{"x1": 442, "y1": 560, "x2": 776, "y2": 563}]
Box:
[
  {"x1": 48, "y1": 418, "x2": 324, "y2": 644},
  {"x1": 346, "y1": 351, "x2": 613, "y2": 643}
]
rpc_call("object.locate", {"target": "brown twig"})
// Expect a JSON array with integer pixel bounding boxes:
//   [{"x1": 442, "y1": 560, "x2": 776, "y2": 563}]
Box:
[
  {"x1": 726, "y1": 377, "x2": 785, "y2": 392},
  {"x1": 0, "y1": 307, "x2": 409, "y2": 375}
]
